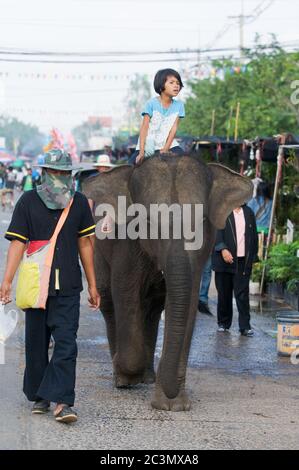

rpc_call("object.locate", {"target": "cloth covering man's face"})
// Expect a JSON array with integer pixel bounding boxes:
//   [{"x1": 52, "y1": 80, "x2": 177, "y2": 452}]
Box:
[{"x1": 37, "y1": 168, "x2": 75, "y2": 210}]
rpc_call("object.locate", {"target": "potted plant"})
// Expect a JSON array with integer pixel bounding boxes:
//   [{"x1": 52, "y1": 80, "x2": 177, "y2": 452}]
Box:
[
  {"x1": 250, "y1": 261, "x2": 263, "y2": 295},
  {"x1": 267, "y1": 241, "x2": 299, "y2": 308}
]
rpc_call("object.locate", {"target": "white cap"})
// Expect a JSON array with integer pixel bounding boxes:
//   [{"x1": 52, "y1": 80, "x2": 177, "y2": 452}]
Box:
[{"x1": 93, "y1": 154, "x2": 116, "y2": 168}]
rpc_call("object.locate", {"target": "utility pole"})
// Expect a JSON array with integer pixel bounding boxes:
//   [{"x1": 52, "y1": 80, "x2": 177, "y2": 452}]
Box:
[
  {"x1": 228, "y1": 0, "x2": 253, "y2": 59},
  {"x1": 197, "y1": 26, "x2": 200, "y2": 65}
]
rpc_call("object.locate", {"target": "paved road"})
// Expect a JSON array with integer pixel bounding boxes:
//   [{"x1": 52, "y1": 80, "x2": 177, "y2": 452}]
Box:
[{"x1": 0, "y1": 200, "x2": 298, "y2": 450}]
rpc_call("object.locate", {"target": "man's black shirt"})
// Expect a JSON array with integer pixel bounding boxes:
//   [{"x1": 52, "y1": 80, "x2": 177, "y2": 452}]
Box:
[{"x1": 5, "y1": 190, "x2": 95, "y2": 296}]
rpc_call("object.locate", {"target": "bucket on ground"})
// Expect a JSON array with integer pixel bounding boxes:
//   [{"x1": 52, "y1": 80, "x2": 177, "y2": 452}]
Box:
[{"x1": 277, "y1": 311, "x2": 299, "y2": 357}]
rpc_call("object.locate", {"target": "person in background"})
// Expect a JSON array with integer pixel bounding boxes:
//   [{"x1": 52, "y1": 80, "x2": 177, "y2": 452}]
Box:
[
  {"x1": 0, "y1": 163, "x2": 5, "y2": 189},
  {"x1": 212, "y1": 205, "x2": 258, "y2": 337},
  {"x1": 86, "y1": 154, "x2": 116, "y2": 211},
  {"x1": 198, "y1": 257, "x2": 213, "y2": 316},
  {"x1": 32, "y1": 167, "x2": 41, "y2": 186},
  {"x1": 247, "y1": 181, "x2": 273, "y2": 235},
  {"x1": 21, "y1": 168, "x2": 36, "y2": 192},
  {"x1": 16, "y1": 168, "x2": 25, "y2": 191},
  {"x1": 89, "y1": 154, "x2": 116, "y2": 234},
  {"x1": 129, "y1": 68, "x2": 185, "y2": 165},
  {"x1": 3, "y1": 166, "x2": 16, "y2": 209},
  {"x1": 5, "y1": 166, "x2": 17, "y2": 191},
  {"x1": 93, "y1": 154, "x2": 116, "y2": 174}
]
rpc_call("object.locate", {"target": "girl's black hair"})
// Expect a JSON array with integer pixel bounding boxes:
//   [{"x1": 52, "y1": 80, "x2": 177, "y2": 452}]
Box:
[{"x1": 153, "y1": 69, "x2": 184, "y2": 95}]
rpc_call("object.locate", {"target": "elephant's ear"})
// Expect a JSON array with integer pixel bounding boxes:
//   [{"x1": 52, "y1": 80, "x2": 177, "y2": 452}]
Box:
[
  {"x1": 208, "y1": 163, "x2": 253, "y2": 229},
  {"x1": 82, "y1": 165, "x2": 133, "y2": 222}
]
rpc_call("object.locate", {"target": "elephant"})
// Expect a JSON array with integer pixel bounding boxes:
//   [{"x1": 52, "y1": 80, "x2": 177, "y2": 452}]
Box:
[{"x1": 83, "y1": 154, "x2": 253, "y2": 411}]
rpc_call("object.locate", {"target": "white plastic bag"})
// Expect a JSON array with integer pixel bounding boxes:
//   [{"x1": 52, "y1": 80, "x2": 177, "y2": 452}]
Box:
[{"x1": 0, "y1": 303, "x2": 18, "y2": 364}]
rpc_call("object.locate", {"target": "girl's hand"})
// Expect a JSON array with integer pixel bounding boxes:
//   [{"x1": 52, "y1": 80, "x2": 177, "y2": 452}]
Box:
[
  {"x1": 159, "y1": 147, "x2": 169, "y2": 154},
  {"x1": 136, "y1": 153, "x2": 144, "y2": 165},
  {"x1": 88, "y1": 285, "x2": 101, "y2": 310},
  {"x1": 0, "y1": 281, "x2": 12, "y2": 304}
]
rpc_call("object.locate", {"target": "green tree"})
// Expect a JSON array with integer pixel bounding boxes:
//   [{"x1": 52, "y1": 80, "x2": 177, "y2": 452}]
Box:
[
  {"x1": 181, "y1": 37, "x2": 299, "y2": 139},
  {"x1": 72, "y1": 119, "x2": 102, "y2": 150},
  {"x1": 124, "y1": 74, "x2": 151, "y2": 133},
  {"x1": 0, "y1": 115, "x2": 45, "y2": 156}
]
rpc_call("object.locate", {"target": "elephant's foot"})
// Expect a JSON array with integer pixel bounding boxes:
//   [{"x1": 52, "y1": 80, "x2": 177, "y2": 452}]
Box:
[
  {"x1": 151, "y1": 387, "x2": 191, "y2": 411},
  {"x1": 113, "y1": 371, "x2": 146, "y2": 388},
  {"x1": 113, "y1": 369, "x2": 155, "y2": 388},
  {"x1": 142, "y1": 368, "x2": 156, "y2": 384}
]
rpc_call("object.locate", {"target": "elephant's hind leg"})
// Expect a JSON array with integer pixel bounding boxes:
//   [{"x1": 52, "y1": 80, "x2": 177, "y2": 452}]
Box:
[
  {"x1": 100, "y1": 291, "x2": 116, "y2": 359},
  {"x1": 112, "y1": 284, "x2": 147, "y2": 387}
]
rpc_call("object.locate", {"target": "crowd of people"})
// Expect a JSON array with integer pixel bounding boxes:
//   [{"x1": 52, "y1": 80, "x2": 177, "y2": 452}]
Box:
[{"x1": 0, "y1": 163, "x2": 41, "y2": 210}]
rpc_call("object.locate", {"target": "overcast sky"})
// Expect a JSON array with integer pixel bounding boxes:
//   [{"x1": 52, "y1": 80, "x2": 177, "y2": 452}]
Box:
[{"x1": 0, "y1": 0, "x2": 298, "y2": 135}]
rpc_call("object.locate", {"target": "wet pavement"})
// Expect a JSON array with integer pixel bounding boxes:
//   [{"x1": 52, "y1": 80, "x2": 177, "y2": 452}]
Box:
[
  {"x1": 187, "y1": 296, "x2": 298, "y2": 380},
  {"x1": 0, "y1": 199, "x2": 299, "y2": 450}
]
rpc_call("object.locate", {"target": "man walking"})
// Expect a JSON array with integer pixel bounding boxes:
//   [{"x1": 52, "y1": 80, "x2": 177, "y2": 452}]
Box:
[{"x1": 0, "y1": 149, "x2": 100, "y2": 423}]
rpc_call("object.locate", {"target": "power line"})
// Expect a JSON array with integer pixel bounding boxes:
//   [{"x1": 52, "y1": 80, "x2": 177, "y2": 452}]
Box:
[
  {"x1": 229, "y1": 0, "x2": 275, "y2": 56},
  {"x1": 0, "y1": 40, "x2": 297, "y2": 64},
  {"x1": 0, "y1": 46, "x2": 239, "y2": 57},
  {"x1": 207, "y1": 0, "x2": 275, "y2": 54},
  {"x1": 245, "y1": 0, "x2": 275, "y2": 25}
]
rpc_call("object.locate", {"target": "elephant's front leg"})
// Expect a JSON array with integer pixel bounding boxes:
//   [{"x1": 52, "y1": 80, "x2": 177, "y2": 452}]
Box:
[
  {"x1": 151, "y1": 266, "x2": 201, "y2": 411},
  {"x1": 151, "y1": 302, "x2": 197, "y2": 411},
  {"x1": 151, "y1": 384, "x2": 191, "y2": 411}
]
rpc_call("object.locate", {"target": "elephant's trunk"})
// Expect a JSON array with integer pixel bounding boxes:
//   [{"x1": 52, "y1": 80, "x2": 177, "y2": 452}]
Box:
[{"x1": 160, "y1": 249, "x2": 192, "y2": 399}]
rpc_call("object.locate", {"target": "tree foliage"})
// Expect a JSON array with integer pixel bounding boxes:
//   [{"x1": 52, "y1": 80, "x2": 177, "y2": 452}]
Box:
[
  {"x1": 0, "y1": 115, "x2": 45, "y2": 156},
  {"x1": 180, "y1": 38, "x2": 299, "y2": 139},
  {"x1": 124, "y1": 74, "x2": 151, "y2": 132},
  {"x1": 72, "y1": 119, "x2": 102, "y2": 150}
]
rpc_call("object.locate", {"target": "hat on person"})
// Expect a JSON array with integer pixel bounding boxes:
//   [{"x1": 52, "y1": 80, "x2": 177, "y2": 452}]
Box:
[
  {"x1": 34, "y1": 148, "x2": 82, "y2": 171},
  {"x1": 93, "y1": 154, "x2": 116, "y2": 168}
]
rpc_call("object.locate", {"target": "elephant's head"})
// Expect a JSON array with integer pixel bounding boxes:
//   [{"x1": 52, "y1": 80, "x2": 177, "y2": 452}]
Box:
[{"x1": 83, "y1": 156, "x2": 252, "y2": 243}]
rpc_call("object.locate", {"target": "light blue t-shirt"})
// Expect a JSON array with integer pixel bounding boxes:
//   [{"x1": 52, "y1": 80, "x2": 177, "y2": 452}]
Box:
[{"x1": 136, "y1": 97, "x2": 185, "y2": 154}]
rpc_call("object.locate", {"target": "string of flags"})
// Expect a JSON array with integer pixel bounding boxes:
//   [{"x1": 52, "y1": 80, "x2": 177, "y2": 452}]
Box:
[
  {"x1": 0, "y1": 64, "x2": 249, "y2": 82},
  {"x1": 2, "y1": 108, "x2": 101, "y2": 115},
  {"x1": 185, "y1": 64, "x2": 249, "y2": 81},
  {"x1": 0, "y1": 71, "x2": 140, "y2": 81}
]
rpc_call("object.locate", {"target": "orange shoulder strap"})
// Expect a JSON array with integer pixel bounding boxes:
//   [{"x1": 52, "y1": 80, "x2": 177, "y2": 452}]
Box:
[{"x1": 45, "y1": 198, "x2": 74, "y2": 267}]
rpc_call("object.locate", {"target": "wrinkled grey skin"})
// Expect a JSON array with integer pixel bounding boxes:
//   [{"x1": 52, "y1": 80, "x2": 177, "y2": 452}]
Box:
[{"x1": 83, "y1": 155, "x2": 253, "y2": 411}]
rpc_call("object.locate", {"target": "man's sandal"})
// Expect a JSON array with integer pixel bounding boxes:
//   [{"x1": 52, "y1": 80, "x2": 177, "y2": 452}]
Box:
[{"x1": 54, "y1": 405, "x2": 77, "y2": 423}]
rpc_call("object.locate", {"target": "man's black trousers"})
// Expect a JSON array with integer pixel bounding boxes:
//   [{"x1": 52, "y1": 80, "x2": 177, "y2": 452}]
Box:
[
  {"x1": 214, "y1": 257, "x2": 251, "y2": 331},
  {"x1": 23, "y1": 294, "x2": 80, "y2": 406}
]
